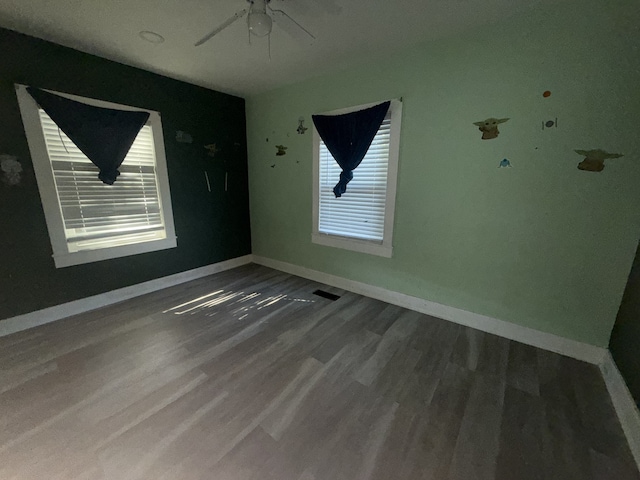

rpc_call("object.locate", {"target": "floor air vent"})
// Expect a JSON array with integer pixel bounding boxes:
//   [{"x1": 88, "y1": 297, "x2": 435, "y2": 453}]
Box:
[{"x1": 313, "y1": 289, "x2": 341, "y2": 301}]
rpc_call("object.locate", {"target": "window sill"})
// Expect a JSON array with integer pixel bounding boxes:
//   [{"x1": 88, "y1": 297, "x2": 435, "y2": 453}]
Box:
[
  {"x1": 52, "y1": 236, "x2": 178, "y2": 268},
  {"x1": 312, "y1": 232, "x2": 392, "y2": 258}
]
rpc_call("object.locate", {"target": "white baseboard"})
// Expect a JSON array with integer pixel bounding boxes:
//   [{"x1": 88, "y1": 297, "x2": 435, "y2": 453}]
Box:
[
  {"x1": 600, "y1": 352, "x2": 640, "y2": 471},
  {"x1": 3, "y1": 253, "x2": 633, "y2": 464},
  {"x1": 252, "y1": 255, "x2": 607, "y2": 365},
  {"x1": 1, "y1": 252, "x2": 608, "y2": 365},
  {"x1": 0, "y1": 254, "x2": 253, "y2": 338}
]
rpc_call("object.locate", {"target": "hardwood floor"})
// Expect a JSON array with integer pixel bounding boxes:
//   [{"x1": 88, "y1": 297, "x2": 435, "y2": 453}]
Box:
[{"x1": 0, "y1": 264, "x2": 637, "y2": 480}]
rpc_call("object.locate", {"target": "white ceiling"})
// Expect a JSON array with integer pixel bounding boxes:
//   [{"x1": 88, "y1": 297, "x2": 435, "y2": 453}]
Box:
[{"x1": 0, "y1": 0, "x2": 544, "y2": 97}]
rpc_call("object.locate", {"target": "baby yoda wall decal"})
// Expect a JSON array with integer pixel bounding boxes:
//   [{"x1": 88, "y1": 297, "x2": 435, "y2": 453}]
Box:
[
  {"x1": 204, "y1": 143, "x2": 220, "y2": 158},
  {"x1": 0, "y1": 155, "x2": 22, "y2": 185},
  {"x1": 574, "y1": 149, "x2": 623, "y2": 172},
  {"x1": 473, "y1": 117, "x2": 509, "y2": 140}
]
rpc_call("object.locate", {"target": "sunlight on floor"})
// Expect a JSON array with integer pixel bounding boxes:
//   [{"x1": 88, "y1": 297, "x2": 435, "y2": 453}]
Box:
[{"x1": 161, "y1": 289, "x2": 315, "y2": 317}]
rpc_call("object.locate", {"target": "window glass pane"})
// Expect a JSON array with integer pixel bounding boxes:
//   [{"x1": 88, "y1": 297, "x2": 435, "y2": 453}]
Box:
[
  {"x1": 318, "y1": 117, "x2": 391, "y2": 242},
  {"x1": 38, "y1": 110, "x2": 167, "y2": 252}
]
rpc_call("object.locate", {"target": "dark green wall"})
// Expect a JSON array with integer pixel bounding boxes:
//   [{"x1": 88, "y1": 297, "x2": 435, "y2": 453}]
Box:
[
  {"x1": 0, "y1": 28, "x2": 251, "y2": 321},
  {"x1": 610, "y1": 241, "x2": 640, "y2": 407}
]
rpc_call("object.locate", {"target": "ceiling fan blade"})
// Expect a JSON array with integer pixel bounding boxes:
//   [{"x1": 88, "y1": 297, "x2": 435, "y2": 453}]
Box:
[
  {"x1": 194, "y1": 8, "x2": 247, "y2": 46},
  {"x1": 269, "y1": 8, "x2": 315, "y2": 43}
]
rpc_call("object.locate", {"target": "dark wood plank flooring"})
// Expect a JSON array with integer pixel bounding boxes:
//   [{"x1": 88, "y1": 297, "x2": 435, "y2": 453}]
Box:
[{"x1": 0, "y1": 264, "x2": 636, "y2": 479}]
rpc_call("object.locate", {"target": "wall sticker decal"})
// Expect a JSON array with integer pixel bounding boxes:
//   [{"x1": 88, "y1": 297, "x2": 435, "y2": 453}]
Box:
[
  {"x1": 175, "y1": 131, "x2": 193, "y2": 143},
  {"x1": 204, "y1": 143, "x2": 220, "y2": 158},
  {"x1": 0, "y1": 155, "x2": 22, "y2": 185},
  {"x1": 297, "y1": 117, "x2": 308, "y2": 135},
  {"x1": 499, "y1": 158, "x2": 512, "y2": 168},
  {"x1": 473, "y1": 117, "x2": 509, "y2": 140},
  {"x1": 574, "y1": 149, "x2": 623, "y2": 172},
  {"x1": 276, "y1": 145, "x2": 288, "y2": 156}
]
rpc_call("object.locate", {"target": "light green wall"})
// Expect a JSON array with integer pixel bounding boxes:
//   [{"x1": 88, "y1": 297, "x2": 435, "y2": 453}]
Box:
[{"x1": 246, "y1": 0, "x2": 640, "y2": 347}]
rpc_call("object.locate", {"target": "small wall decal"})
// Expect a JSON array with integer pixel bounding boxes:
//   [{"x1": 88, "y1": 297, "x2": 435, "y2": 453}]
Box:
[
  {"x1": 542, "y1": 118, "x2": 557, "y2": 129},
  {"x1": 543, "y1": 90, "x2": 551, "y2": 98},
  {"x1": 175, "y1": 131, "x2": 193, "y2": 143},
  {"x1": 204, "y1": 143, "x2": 220, "y2": 158},
  {"x1": 498, "y1": 158, "x2": 512, "y2": 168},
  {"x1": 473, "y1": 117, "x2": 509, "y2": 140},
  {"x1": 574, "y1": 149, "x2": 623, "y2": 172},
  {"x1": 276, "y1": 145, "x2": 288, "y2": 156},
  {"x1": 1, "y1": 155, "x2": 22, "y2": 185},
  {"x1": 297, "y1": 117, "x2": 308, "y2": 135}
]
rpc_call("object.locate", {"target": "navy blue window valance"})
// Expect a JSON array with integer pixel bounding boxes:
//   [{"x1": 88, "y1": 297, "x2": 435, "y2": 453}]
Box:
[
  {"x1": 27, "y1": 87, "x2": 150, "y2": 185},
  {"x1": 312, "y1": 101, "x2": 390, "y2": 197}
]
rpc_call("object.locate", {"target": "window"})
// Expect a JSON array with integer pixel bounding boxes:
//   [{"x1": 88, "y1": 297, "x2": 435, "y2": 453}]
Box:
[
  {"x1": 312, "y1": 99, "x2": 402, "y2": 257},
  {"x1": 15, "y1": 84, "x2": 177, "y2": 268}
]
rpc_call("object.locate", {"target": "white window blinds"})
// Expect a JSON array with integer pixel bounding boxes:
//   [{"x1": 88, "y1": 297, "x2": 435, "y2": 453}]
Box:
[
  {"x1": 318, "y1": 115, "x2": 391, "y2": 242},
  {"x1": 38, "y1": 109, "x2": 168, "y2": 253}
]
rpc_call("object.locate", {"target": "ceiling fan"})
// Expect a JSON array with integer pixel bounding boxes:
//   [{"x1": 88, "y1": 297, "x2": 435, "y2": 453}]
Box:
[{"x1": 194, "y1": 0, "x2": 315, "y2": 47}]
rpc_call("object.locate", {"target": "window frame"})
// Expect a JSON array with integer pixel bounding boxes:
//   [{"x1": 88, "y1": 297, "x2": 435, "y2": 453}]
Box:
[
  {"x1": 312, "y1": 99, "x2": 402, "y2": 258},
  {"x1": 15, "y1": 84, "x2": 177, "y2": 268}
]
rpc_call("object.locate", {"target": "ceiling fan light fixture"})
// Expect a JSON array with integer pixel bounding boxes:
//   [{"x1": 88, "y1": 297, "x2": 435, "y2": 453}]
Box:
[
  {"x1": 248, "y1": 12, "x2": 272, "y2": 37},
  {"x1": 194, "y1": 0, "x2": 314, "y2": 48}
]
